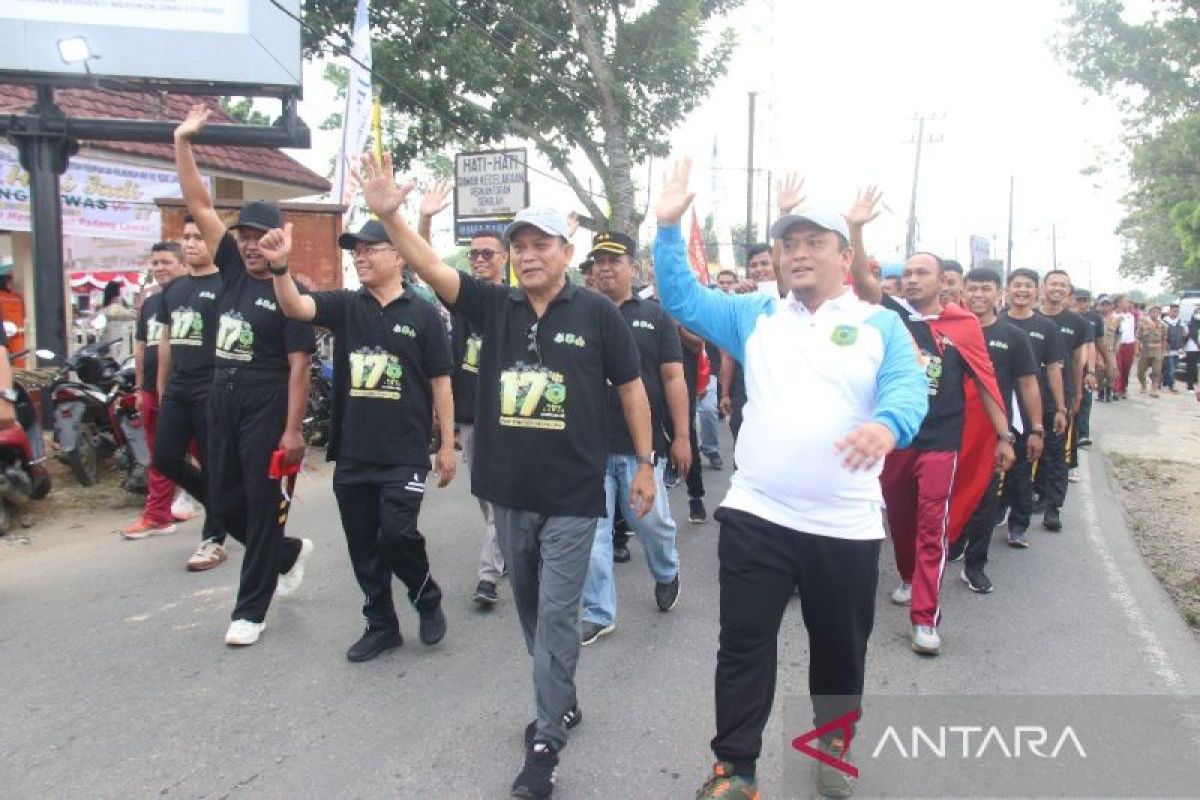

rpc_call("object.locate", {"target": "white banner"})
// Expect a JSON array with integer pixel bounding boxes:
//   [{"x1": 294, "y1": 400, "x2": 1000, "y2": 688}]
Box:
[
  {"x1": 332, "y1": 0, "x2": 373, "y2": 210},
  {"x1": 0, "y1": 146, "x2": 199, "y2": 242},
  {"x1": 6, "y1": 0, "x2": 249, "y2": 33}
]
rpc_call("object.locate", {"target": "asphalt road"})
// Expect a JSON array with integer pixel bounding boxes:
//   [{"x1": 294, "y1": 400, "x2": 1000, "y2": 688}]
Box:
[{"x1": 2, "y1": 405, "x2": 1199, "y2": 799}]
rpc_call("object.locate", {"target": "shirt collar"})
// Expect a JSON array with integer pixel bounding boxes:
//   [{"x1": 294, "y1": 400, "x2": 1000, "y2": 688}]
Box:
[
  {"x1": 357, "y1": 284, "x2": 411, "y2": 306},
  {"x1": 784, "y1": 287, "x2": 856, "y2": 318},
  {"x1": 507, "y1": 280, "x2": 578, "y2": 306}
]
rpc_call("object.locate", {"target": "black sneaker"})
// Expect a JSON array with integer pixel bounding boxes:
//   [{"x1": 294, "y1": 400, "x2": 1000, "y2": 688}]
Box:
[
  {"x1": 511, "y1": 742, "x2": 558, "y2": 799},
  {"x1": 961, "y1": 568, "x2": 994, "y2": 594},
  {"x1": 1043, "y1": 507, "x2": 1063, "y2": 532},
  {"x1": 664, "y1": 465, "x2": 680, "y2": 488},
  {"x1": 612, "y1": 544, "x2": 631, "y2": 563},
  {"x1": 655, "y1": 574, "x2": 681, "y2": 612},
  {"x1": 1032, "y1": 494, "x2": 1046, "y2": 514},
  {"x1": 524, "y1": 705, "x2": 582, "y2": 747},
  {"x1": 581, "y1": 620, "x2": 614, "y2": 646},
  {"x1": 346, "y1": 626, "x2": 403, "y2": 663},
  {"x1": 705, "y1": 453, "x2": 724, "y2": 470},
  {"x1": 947, "y1": 540, "x2": 966, "y2": 563},
  {"x1": 1078, "y1": 437, "x2": 1092, "y2": 448},
  {"x1": 688, "y1": 496, "x2": 707, "y2": 523},
  {"x1": 1007, "y1": 528, "x2": 1030, "y2": 548},
  {"x1": 418, "y1": 605, "x2": 447, "y2": 645},
  {"x1": 473, "y1": 580, "x2": 498, "y2": 607}
]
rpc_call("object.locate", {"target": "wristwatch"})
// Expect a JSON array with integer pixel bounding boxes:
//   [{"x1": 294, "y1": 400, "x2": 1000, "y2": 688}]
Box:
[
  {"x1": 1028, "y1": 428, "x2": 1045, "y2": 438},
  {"x1": 267, "y1": 262, "x2": 289, "y2": 276},
  {"x1": 0, "y1": 388, "x2": 16, "y2": 404},
  {"x1": 635, "y1": 453, "x2": 656, "y2": 467},
  {"x1": 998, "y1": 431, "x2": 1016, "y2": 444}
]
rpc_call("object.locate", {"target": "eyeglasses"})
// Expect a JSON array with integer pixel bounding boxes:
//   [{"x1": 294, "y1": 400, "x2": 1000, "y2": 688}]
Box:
[
  {"x1": 526, "y1": 321, "x2": 542, "y2": 365},
  {"x1": 352, "y1": 243, "x2": 395, "y2": 256},
  {"x1": 468, "y1": 248, "x2": 500, "y2": 262}
]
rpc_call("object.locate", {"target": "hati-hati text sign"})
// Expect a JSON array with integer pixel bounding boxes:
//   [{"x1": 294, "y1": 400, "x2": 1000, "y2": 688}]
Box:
[{"x1": 455, "y1": 149, "x2": 528, "y2": 219}]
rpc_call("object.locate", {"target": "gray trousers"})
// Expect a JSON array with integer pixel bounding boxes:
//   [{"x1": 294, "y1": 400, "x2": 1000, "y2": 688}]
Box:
[
  {"x1": 461, "y1": 425, "x2": 504, "y2": 582},
  {"x1": 494, "y1": 506, "x2": 597, "y2": 751}
]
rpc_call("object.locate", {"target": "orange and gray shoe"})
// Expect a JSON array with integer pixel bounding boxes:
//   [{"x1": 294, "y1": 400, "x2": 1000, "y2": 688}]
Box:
[{"x1": 695, "y1": 762, "x2": 759, "y2": 799}]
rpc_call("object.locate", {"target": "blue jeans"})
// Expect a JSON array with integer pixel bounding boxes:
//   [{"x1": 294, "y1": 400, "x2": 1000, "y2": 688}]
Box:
[
  {"x1": 698, "y1": 389, "x2": 720, "y2": 459},
  {"x1": 582, "y1": 456, "x2": 680, "y2": 627},
  {"x1": 1162, "y1": 353, "x2": 1179, "y2": 390}
]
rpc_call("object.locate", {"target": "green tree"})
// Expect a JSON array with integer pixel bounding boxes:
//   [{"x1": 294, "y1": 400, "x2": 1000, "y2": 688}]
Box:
[
  {"x1": 219, "y1": 96, "x2": 272, "y2": 126},
  {"x1": 301, "y1": 0, "x2": 743, "y2": 235},
  {"x1": 1058, "y1": 0, "x2": 1200, "y2": 289}
]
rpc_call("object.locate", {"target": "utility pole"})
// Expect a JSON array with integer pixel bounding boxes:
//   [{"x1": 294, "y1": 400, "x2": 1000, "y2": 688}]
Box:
[
  {"x1": 745, "y1": 92, "x2": 757, "y2": 257},
  {"x1": 1006, "y1": 174, "x2": 1014, "y2": 278},
  {"x1": 904, "y1": 114, "x2": 943, "y2": 257},
  {"x1": 764, "y1": 169, "x2": 773, "y2": 233}
]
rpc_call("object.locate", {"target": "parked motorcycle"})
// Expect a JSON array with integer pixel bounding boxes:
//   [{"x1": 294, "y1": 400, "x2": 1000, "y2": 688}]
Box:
[
  {"x1": 304, "y1": 335, "x2": 334, "y2": 447},
  {"x1": 0, "y1": 348, "x2": 54, "y2": 535},
  {"x1": 50, "y1": 337, "x2": 123, "y2": 486},
  {"x1": 108, "y1": 358, "x2": 150, "y2": 495}
]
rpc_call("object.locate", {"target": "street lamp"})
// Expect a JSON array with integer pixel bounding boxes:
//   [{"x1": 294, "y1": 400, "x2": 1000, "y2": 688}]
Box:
[{"x1": 57, "y1": 37, "x2": 93, "y2": 65}]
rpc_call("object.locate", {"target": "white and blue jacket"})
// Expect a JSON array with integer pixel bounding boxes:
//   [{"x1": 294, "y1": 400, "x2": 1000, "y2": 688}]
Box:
[{"x1": 654, "y1": 225, "x2": 929, "y2": 540}]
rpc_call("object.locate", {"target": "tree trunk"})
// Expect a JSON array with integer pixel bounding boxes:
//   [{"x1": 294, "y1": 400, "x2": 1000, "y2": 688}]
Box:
[{"x1": 565, "y1": 0, "x2": 642, "y2": 237}]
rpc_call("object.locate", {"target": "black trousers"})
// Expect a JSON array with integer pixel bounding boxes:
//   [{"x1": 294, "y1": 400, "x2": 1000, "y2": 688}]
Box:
[
  {"x1": 1000, "y1": 431, "x2": 1033, "y2": 532},
  {"x1": 1037, "y1": 421, "x2": 1070, "y2": 511},
  {"x1": 332, "y1": 459, "x2": 442, "y2": 631},
  {"x1": 207, "y1": 375, "x2": 302, "y2": 623},
  {"x1": 959, "y1": 473, "x2": 1002, "y2": 570},
  {"x1": 1076, "y1": 389, "x2": 1093, "y2": 440},
  {"x1": 153, "y1": 380, "x2": 222, "y2": 543},
  {"x1": 730, "y1": 395, "x2": 746, "y2": 442},
  {"x1": 685, "y1": 396, "x2": 704, "y2": 499},
  {"x1": 1187, "y1": 351, "x2": 1199, "y2": 390},
  {"x1": 711, "y1": 508, "x2": 879, "y2": 767}
]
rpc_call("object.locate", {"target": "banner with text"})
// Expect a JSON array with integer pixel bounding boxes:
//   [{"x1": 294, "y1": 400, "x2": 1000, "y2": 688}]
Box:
[{"x1": 454, "y1": 148, "x2": 528, "y2": 244}]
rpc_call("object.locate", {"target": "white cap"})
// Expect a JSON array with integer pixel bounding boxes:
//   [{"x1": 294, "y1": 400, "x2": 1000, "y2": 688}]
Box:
[
  {"x1": 769, "y1": 210, "x2": 850, "y2": 242},
  {"x1": 504, "y1": 206, "x2": 571, "y2": 240}
]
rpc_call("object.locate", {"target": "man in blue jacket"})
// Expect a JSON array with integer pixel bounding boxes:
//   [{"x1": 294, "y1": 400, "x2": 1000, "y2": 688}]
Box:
[{"x1": 652, "y1": 160, "x2": 929, "y2": 800}]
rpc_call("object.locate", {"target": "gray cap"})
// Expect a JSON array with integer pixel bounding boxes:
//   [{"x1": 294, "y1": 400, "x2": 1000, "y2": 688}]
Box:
[
  {"x1": 504, "y1": 206, "x2": 571, "y2": 240},
  {"x1": 769, "y1": 210, "x2": 850, "y2": 242}
]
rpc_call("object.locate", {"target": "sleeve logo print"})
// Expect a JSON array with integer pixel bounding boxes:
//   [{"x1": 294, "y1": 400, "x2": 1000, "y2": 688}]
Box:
[
  {"x1": 147, "y1": 318, "x2": 164, "y2": 343},
  {"x1": 349, "y1": 347, "x2": 405, "y2": 400},
  {"x1": 215, "y1": 312, "x2": 254, "y2": 362},
  {"x1": 462, "y1": 333, "x2": 482, "y2": 374},
  {"x1": 169, "y1": 307, "x2": 205, "y2": 346},
  {"x1": 498, "y1": 364, "x2": 567, "y2": 430}
]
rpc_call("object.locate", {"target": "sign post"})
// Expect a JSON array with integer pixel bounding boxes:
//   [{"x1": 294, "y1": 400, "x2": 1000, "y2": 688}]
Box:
[{"x1": 453, "y1": 148, "x2": 529, "y2": 245}]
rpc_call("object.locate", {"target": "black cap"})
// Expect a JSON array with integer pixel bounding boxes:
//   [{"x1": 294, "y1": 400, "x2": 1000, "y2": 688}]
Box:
[
  {"x1": 338, "y1": 219, "x2": 392, "y2": 250},
  {"x1": 588, "y1": 231, "x2": 637, "y2": 260},
  {"x1": 579, "y1": 258, "x2": 595, "y2": 273},
  {"x1": 229, "y1": 200, "x2": 281, "y2": 232},
  {"x1": 1073, "y1": 288, "x2": 1092, "y2": 300}
]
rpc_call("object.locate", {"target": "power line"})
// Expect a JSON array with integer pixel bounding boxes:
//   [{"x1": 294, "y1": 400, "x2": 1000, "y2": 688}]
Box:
[{"x1": 266, "y1": 0, "x2": 608, "y2": 202}]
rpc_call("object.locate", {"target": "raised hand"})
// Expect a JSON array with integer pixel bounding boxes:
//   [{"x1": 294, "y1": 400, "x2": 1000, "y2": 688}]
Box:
[
  {"x1": 175, "y1": 103, "x2": 211, "y2": 140},
  {"x1": 656, "y1": 158, "x2": 696, "y2": 226},
  {"x1": 419, "y1": 178, "x2": 453, "y2": 219},
  {"x1": 845, "y1": 186, "x2": 884, "y2": 228},
  {"x1": 355, "y1": 152, "x2": 414, "y2": 218},
  {"x1": 257, "y1": 223, "x2": 293, "y2": 267},
  {"x1": 776, "y1": 172, "x2": 806, "y2": 214}
]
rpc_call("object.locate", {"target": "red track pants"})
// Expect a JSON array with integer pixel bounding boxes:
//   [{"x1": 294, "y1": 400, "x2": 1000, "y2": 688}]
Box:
[
  {"x1": 881, "y1": 448, "x2": 958, "y2": 627},
  {"x1": 139, "y1": 390, "x2": 176, "y2": 527}
]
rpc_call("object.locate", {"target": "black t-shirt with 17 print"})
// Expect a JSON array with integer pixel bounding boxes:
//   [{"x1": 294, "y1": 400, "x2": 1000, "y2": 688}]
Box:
[
  {"x1": 451, "y1": 312, "x2": 484, "y2": 425},
  {"x1": 607, "y1": 295, "x2": 683, "y2": 456},
  {"x1": 449, "y1": 274, "x2": 641, "y2": 518},
  {"x1": 213, "y1": 233, "x2": 315, "y2": 375},
  {"x1": 157, "y1": 269, "x2": 221, "y2": 389},
  {"x1": 311, "y1": 287, "x2": 452, "y2": 468},
  {"x1": 982, "y1": 318, "x2": 1038, "y2": 430},
  {"x1": 882, "y1": 295, "x2": 973, "y2": 452},
  {"x1": 135, "y1": 292, "x2": 165, "y2": 392},
  {"x1": 1000, "y1": 310, "x2": 1066, "y2": 414},
  {"x1": 1041, "y1": 308, "x2": 1091, "y2": 407}
]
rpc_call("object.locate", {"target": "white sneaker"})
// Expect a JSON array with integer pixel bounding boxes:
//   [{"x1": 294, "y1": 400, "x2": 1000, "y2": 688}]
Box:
[
  {"x1": 912, "y1": 624, "x2": 941, "y2": 655},
  {"x1": 224, "y1": 619, "x2": 264, "y2": 646},
  {"x1": 1068, "y1": 468, "x2": 1081, "y2": 483},
  {"x1": 890, "y1": 582, "x2": 912, "y2": 605},
  {"x1": 275, "y1": 538, "x2": 314, "y2": 597},
  {"x1": 172, "y1": 492, "x2": 197, "y2": 522}
]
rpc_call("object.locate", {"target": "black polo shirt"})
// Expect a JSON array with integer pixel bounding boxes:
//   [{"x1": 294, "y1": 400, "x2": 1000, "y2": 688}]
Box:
[
  {"x1": 311, "y1": 286, "x2": 452, "y2": 468},
  {"x1": 135, "y1": 292, "x2": 165, "y2": 392},
  {"x1": 212, "y1": 233, "x2": 314, "y2": 376},
  {"x1": 883, "y1": 295, "x2": 973, "y2": 452},
  {"x1": 606, "y1": 295, "x2": 683, "y2": 455},
  {"x1": 448, "y1": 273, "x2": 641, "y2": 517},
  {"x1": 1042, "y1": 308, "x2": 1092, "y2": 406},
  {"x1": 1001, "y1": 310, "x2": 1066, "y2": 413},
  {"x1": 982, "y1": 318, "x2": 1038, "y2": 430},
  {"x1": 157, "y1": 266, "x2": 221, "y2": 390},
  {"x1": 450, "y1": 311, "x2": 483, "y2": 425}
]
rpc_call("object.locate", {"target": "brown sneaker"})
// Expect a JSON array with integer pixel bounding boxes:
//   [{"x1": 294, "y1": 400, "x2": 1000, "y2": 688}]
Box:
[
  {"x1": 696, "y1": 762, "x2": 758, "y2": 799},
  {"x1": 187, "y1": 538, "x2": 227, "y2": 571}
]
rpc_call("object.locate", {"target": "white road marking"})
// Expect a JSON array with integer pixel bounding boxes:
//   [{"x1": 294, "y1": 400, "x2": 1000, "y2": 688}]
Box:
[{"x1": 1077, "y1": 451, "x2": 1182, "y2": 690}]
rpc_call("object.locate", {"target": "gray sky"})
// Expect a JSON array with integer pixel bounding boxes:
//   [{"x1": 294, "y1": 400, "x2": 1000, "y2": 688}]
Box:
[{"x1": 285, "y1": 0, "x2": 1149, "y2": 293}]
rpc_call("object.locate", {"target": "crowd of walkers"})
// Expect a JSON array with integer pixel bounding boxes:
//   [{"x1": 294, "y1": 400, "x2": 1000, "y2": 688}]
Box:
[{"x1": 11, "y1": 105, "x2": 1194, "y2": 799}]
